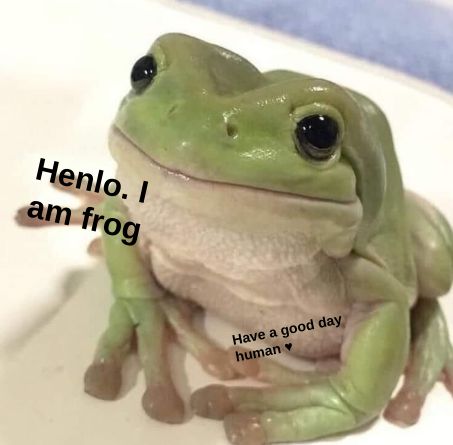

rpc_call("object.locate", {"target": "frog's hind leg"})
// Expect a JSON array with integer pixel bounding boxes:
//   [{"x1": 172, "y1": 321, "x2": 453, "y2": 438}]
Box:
[
  {"x1": 385, "y1": 191, "x2": 453, "y2": 424},
  {"x1": 161, "y1": 300, "x2": 337, "y2": 384},
  {"x1": 160, "y1": 298, "x2": 238, "y2": 380},
  {"x1": 384, "y1": 299, "x2": 452, "y2": 426},
  {"x1": 227, "y1": 346, "x2": 339, "y2": 385},
  {"x1": 405, "y1": 190, "x2": 453, "y2": 300}
]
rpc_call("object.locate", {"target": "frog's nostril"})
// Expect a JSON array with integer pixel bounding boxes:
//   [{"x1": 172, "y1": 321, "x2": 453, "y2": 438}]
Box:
[
  {"x1": 167, "y1": 103, "x2": 179, "y2": 118},
  {"x1": 226, "y1": 122, "x2": 238, "y2": 139}
]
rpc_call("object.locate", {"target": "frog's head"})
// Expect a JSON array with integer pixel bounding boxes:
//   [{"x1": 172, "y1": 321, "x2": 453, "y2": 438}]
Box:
[{"x1": 110, "y1": 34, "x2": 392, "y2": 256}]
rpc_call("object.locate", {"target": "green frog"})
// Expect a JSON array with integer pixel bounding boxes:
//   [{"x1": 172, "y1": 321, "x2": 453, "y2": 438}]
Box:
[{"x1": 20, "y1": 33, "x2": 453, "y2": 444}]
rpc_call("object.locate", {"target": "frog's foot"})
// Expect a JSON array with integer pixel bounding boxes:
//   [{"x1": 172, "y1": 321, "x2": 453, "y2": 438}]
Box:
[
  {"x1": 15, "y1": 181, "x2": 104, "y2": 255},
  {"x1": 224, "y1": 413, "x2": 266, "y2": 445},
  {"x1": 384, "y1": 299, "x2": 452, "y2": 426},
  {"x1": 161, "y1": 298, "x2": 238, "y2": 380},
  {"x1": 84, "y1": 298, "x2": 185, "y2": 424},
  {"x1": 191, "y1": 302, "x2": 408, "y2": 444},
  {"x1": 383, "y1": 388, "x2": 425, "y2": 427},
  {"x1": 191, "y1": 383, "x2": 362, "y2": 445},
  {"x1": 87, "y1": 237, "x2": 103, "y2": 256},
  {"x1": 228, "y1": 346, "x2": 339, "y2": 385}
]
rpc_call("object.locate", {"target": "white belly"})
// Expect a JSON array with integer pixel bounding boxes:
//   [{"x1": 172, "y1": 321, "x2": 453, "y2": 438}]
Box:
[
  {"x1": 148, "y1": 239, "x2": 350, "y2": 358},
  {"x1": 114, "y1": 150, "x2": 360, "y2": 359}
]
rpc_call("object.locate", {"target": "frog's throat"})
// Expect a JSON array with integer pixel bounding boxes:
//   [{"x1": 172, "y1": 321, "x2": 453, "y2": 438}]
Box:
[{"x1": 109, "y1": 124, "x2": 356, "y2": 206}]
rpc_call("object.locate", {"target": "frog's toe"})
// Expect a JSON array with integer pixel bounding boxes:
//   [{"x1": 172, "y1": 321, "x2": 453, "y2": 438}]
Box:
[
  {"x1": 228, "y1": 347, "x2": 260, "y2": 378},
  {"x1": 142, "y1": 383, "x2": 186, "y2": 424},
  {"x1": 224, "y1": 412, "x2": 266, "y2": 445},
  {"x1": 87, "y1": 237, "x2": 103, "y2": 256},
  {"x1": 84, "y1": 360, "x2": 122, "y2": 400},
  {"x1": 383, "y1": 389, "x2": 424, "y2": 426},
  {"x1": 200, "y1": 349, "x2": 238, "y2": 380},
  {"x1": 190, "y1": 384, "x2": 234, "y2": 419},
  {"x1": 15, "y1": 206, "x2": 52, "y2": 227}
]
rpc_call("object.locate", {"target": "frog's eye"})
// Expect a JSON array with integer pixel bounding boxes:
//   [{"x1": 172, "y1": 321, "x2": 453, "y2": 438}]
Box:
[
  {"x1": 130, "y1": 54, "x2": 157, "y2": 93},
  {"x1": 295, "y1": 114, "x2": 339, "y2": 161}
]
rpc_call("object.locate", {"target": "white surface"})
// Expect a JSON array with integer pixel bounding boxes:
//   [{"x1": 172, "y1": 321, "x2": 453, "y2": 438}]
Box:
[{"x1": 0, "y1": 0, "x2": 453, "y2": 443}]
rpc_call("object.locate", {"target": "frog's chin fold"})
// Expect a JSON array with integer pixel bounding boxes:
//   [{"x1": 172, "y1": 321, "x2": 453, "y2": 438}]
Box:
[
  {"x1": 108, "y1": 124, "x2": 358, "y2": 206},
  {"x1": 108, "y1": 124, "x2": 363, "y2": 259}
]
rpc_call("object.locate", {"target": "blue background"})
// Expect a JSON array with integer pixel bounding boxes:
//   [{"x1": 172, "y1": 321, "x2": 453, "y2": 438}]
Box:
[{"x1": 183, "y1": 0, "x2": 453, "y2": 93}]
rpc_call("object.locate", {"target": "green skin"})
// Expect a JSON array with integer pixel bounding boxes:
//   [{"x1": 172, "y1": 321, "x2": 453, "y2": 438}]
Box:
[{"x1": 82, "y1": 34, "x2": 453, "y2": 444}]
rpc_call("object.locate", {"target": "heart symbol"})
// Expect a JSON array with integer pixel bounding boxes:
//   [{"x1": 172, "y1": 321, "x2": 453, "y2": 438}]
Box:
[{"x1": 284, "y1": 343, "x2": 292, "y2": 351}]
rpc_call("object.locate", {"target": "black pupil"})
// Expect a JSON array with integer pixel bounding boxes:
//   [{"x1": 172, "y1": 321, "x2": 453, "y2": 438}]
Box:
[
  {"x1": 297, "y1": 114, "x2": 338, "y2": 150},
  {"x1": 131, "y1": 55, "x2": 157, "y2": 91}
]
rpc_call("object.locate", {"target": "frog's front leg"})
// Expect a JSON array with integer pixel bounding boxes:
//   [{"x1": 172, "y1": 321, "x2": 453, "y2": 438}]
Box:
[
  {"x1": 84, "y1": 197, "x2": 185, "y2": 423},
  {"x1": 191, "y1": 257, "x2": 410, "y2": 444}
]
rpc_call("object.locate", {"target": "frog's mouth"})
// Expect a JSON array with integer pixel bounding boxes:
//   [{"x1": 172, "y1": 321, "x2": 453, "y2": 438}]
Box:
[
  {"x1": 109, "y1": 125, "x2": 363, "y2": 256},
  {"x1": 110, "y1": 125, "x2": 361, "y2": 205}
]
